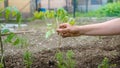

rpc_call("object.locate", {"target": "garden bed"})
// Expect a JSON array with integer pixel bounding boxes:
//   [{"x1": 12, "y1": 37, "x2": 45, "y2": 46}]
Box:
[{"x1": 2, "y1": 19, "x2": 120, "y2": 68}]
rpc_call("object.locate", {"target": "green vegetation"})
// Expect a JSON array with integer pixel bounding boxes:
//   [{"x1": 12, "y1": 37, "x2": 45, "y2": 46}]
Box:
[
  {"x1": 97, "y1": 2, "x2": 120, "y2": 17},
  {"x1": 33, "y1": 11, "x2": 44, "y2": 19},
  {"x1": 33, "y1": 8, "x2": 76, "y2": 68},
  {"x1": 4, "y1": 7, "x2": 22, "y2": 23},
  {"x1": 0, "y1": 0, "x2": 119, "y2": 68},
  {"x1": 23, "y1": 51, "x2": 33, "y2": 68},
  {"x1": 45, "y1": 8, "x2": 75, "y2": 38},
  {"x1": 98, "y1": 57, "x2": 116, "y2": 68},
  {"x1": 33, "y1": 8, "x2": 76, "y2": 39},
  {"x1": 0, "y1": 0, "x2": 24, "y2": 68},
  {"x1": 69, "y1": 2, "x2": 120, "y2": 17},
  {"x1": 55, "y1": 50, "x2": 76, "y2": 68}
]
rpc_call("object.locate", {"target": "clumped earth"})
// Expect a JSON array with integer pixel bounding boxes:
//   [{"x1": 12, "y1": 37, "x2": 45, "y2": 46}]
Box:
[{"x1": 2, "y1": 18, "x2": 120, "y2": 68}]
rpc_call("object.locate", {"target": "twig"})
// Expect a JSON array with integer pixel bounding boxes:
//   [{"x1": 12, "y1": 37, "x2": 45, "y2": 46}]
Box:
[{"x1": 1, "y1": 31, "x2": 34, "y2": 36}]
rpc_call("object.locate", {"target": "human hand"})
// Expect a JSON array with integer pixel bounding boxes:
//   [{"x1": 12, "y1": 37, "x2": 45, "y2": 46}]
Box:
[{"x1": 57, "y1": 23, "x2": 80, "y2": 38}]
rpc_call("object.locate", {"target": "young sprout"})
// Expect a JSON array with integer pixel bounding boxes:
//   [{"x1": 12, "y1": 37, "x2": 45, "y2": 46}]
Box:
[
  {"x1": 98, "y1": 57, "x2": 116, "y2": 68},
  {"x1": 68, "y1": 18, "x2": 75, "y2": 26},
  {"x1": 45, "y1": 24, "x2": 55, "y2": 39},
  {"x1": 55, "y1": 50, "x2": 76, "y2": 68},
  {"x1": 56, "y1": 8, "x2": 67, "y2": 20},
  {"x1": 45, "y1": 8, "x2": 76, "y2": 40},
  {"x1": 62, "y1": 16, "x2": 69, "y2": 23},
  {"x1": 23, "y1": 51, "x2": 33, "y2": 68},
  {"x1": 62, "y1": 16, "x2": 76, "y2": 26}
]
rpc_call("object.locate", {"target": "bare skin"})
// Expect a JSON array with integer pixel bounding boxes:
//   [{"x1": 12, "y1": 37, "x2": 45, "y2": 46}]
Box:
[{"x1": 57, "y1": 18, "x2": 120, "y2": 37}]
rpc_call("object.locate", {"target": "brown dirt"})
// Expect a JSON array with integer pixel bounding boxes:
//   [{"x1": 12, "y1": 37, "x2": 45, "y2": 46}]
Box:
[
  {"x1": 2, "y1": 19, "x2": 120, "y2": 68},
  {"x1": 4, "y1": 36, "x2": 120, "y2": 68}
]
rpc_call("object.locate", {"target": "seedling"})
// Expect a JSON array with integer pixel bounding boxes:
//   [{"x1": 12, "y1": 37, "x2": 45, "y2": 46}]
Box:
[
  {"x1": 98, "y1": 57, "x2": 116, "y2": 68},
  {"x1": 33, "y1": 8, "x2": 76, "y2": 68},
  {"x1": 23, "y1": 50, "x2": 33, "y2": 68},
  {"x1": 33, "y1": 8, "x2": 76, "y2": 40},
  {"x1": 45, "y1": 8, "x2": 76, "y2": 40},
  {"x1": 0, "y1": 2, "x2": 22, "y2": 67},
  {"x1": 55, "y1": 50, "x2": 76, "y2": 68}
]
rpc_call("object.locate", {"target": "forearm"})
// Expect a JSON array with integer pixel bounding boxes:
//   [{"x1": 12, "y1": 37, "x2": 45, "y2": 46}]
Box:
[{"x1": 78, "y1": 18, "x2": 120, "y2": 36}]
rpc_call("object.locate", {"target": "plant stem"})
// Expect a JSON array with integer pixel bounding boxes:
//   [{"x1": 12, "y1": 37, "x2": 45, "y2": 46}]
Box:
[
  {"x1": 56, "y1": 17, "x2": 59, "y2": 28},
  {"x1": 56, "y1": 17, "x2": 62, "y2": 47},
  {"x1": 0, "y1": 30, "x2": 6, "y2": 68}
]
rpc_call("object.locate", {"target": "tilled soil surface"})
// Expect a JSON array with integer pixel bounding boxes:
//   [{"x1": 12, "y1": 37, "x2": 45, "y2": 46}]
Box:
[
  {"x1": 5, "y1": 36, "x2": 120, "y2": 68},
  {"x1": 2, "y1": 18, "x2": 120, "y2": 68}
]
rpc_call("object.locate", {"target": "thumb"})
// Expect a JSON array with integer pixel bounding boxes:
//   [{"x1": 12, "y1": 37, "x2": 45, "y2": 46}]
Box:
[{"x1": 57, "y1": 28, "x2": 68, "y2": 33}]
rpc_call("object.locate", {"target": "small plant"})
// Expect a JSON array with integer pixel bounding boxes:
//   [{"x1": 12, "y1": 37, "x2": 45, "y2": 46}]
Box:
[
  {"x1": 33, "y1": 8, "x2": 76, "y2": 68},
  {"x1": 0, "y1": 1, "x2": 22, "y2": 67},
  {"x1": 5, "y1": 6, "x2": 22, "y2": 23},
  {"x1": 98, "y1": 57, "x2": 116, "y2": 68},
  {"x1": 33, "y1": 8, "x2": 76, "y2": 39},
  {"x1": 18, "y1": 37, "x2": 29, "y2": 48},
  {"x1": 55, "y1": 50, "x2": 76, "y2": 68},
  {"x1": 23, "y1": 50, "x2": 33, "y2": 68},
  {"x1": 45, "y1": 8, "x2": 75, "y2": 39},
  {"x1": 2, "y1": 30, "x2": 28, "y2": 48}
]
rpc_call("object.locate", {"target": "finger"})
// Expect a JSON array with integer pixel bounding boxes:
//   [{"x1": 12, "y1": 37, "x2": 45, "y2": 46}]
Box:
[
  {"x1": 62, "y1": 33, "x2": 70, "y2": 38},
  {"x1": 59, "y1": 23, "x2": 69, "y2": 28},
  {"x1": 56, "y1": 28, "x2": 68, "y2": 33},
  {"x1": 56, "y1": 29, "x2": 63, "y2": 35},
  {"x1": 59, "y1": 24, "x2": 66, "y2": 28}
]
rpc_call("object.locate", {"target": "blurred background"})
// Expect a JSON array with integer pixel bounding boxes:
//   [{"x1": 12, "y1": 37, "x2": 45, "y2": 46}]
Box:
[{"x1": 0, "y1": 0, "x2": 120, "y2": 18}]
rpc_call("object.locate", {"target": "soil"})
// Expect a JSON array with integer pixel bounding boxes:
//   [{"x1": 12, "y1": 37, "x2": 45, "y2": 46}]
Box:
[{"x1": 1, "y1": 18, "x2": 120, "y2": 68}]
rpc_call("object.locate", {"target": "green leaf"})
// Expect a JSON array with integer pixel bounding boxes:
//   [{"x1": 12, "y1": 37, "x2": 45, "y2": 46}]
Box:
[
  {"x1": 33, "y1": 11, "x2": 39, "y2": 19},
  {"x1": 5, "y1": 33, "x2": 15, "y2": 43},
  {"x1": 38, "y1": 12, "x2": 44, "y2": 19},
  {"x1": 23, "y1": 51, "x2": 32, "y2": 68},
  {"x1": 5, "y1": 7, "x2": 11, "y2": 21},
  {"x1": 68, "y1": 18, "x2": 75, "y2": 26},
  {"x1": 34, "y1": 11, "x2": 44, "y2": 19},
  {"x1": 56, "y1": 8, "x2": 67, "y2": 20},
  {"x1": 13, "y1": 38, "x2": 20, "y2": 45},
  {"x1": 98, "y1": 57, "x2": 110, "y2": 68},
  {"x1": 12, "y1": 7, "x2": 19, "y2": 17},
  {"x1": 16, "y1": 12, "x2": 22, "y2": 23},
  {"x1": 66, "y1": 50, "x2": 74, "y2": 58},
  {"x1": 45, "y1": 10, "x2": 55, "y2": 19},
  {"x1": 55, "y1": 52, "x2": 64, "y2": 64},
  {"x1": 62, "y1": 16, "x2": 69, "y2": 22},
  {"x1": 1, "y1": 29, "x2": 10, "y2": 34},
  {"x1": 45, "y1": 31, "x2": 52, "y2": 39}
]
